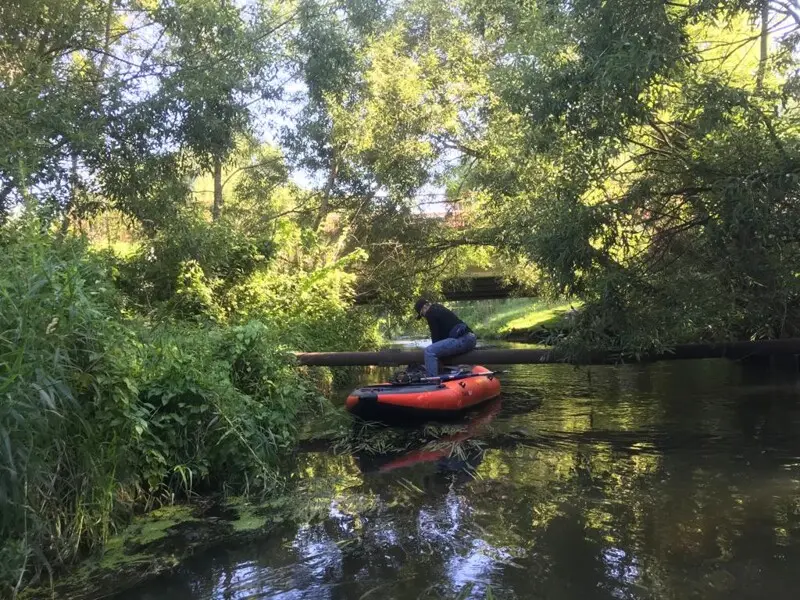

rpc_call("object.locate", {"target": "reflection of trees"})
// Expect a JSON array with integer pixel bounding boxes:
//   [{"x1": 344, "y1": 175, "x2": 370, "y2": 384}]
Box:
[
  {"x1": 118, "y1": 360, "x2": 800, "y2": 599},
  {"x1": 466, "y1": 360, "x2": 800, "y2": 598}
]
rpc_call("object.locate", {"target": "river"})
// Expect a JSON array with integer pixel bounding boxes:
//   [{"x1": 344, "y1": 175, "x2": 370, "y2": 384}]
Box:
[{"x1": 114, "y1": 355, "x2": 800, "y2": 599}]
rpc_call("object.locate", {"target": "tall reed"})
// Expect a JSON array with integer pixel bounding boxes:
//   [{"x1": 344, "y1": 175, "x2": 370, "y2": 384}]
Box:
[{"x1": 0, "y1": 222, "x2": 322, "y2": 594}]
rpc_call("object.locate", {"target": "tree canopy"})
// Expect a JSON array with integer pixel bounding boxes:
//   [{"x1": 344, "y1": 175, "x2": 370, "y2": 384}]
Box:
[
  {"x1": 6, "y1": 1, "x2": 800, "y2": 590},
  {"x1": 3, "y1": 0, "x2": 800, "y2": 349}
]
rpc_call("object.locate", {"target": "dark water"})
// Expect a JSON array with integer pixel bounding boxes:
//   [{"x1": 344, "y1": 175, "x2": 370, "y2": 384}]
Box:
[{"x1": 117, "y1": 358, "x2": 800, "y2": 599}]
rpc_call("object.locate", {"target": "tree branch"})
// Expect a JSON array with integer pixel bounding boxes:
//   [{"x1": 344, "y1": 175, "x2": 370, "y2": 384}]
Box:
[
  {"x1": 221, "y1": 157, "x2": 285, "y2": 189},
  {"x1": 757, "y1": 0, "x2": 770, "y2": 91}
]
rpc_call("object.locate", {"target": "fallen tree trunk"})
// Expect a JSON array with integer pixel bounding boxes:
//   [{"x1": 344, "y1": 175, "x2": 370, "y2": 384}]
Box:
[{"x1": 294, "y1": 338, "x2": 800, "y2": 367}]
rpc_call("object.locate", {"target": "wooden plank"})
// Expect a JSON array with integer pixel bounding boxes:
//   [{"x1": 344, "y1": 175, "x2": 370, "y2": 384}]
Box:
[{"x1": 294, "y1": 338, "x2": 800, "y2": 367}]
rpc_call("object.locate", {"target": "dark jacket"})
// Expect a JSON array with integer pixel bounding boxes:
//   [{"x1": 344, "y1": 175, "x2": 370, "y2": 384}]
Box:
[{"x1": 423, "y1": 303, "x2": 473, "y2": 343}]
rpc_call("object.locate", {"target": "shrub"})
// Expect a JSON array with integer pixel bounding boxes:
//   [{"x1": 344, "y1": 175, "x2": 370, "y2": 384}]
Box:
[
  {"x1": 222, "y1": 249, "x2": 383, "y2": 352},
  {"x1": 0, "y1": 222, "x2": 322, "y2": 593},
  {"x1": 1, "y1": 222, "x2": 140, "y2": 590},
  {"x1": 117, "y1": 210, "x2": 273, "y2": 310}
]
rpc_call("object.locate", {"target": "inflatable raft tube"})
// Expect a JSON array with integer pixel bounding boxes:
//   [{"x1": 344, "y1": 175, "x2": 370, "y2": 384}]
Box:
[{"x1": 346, "y1": 365, "x2": 501, "y2": 421}]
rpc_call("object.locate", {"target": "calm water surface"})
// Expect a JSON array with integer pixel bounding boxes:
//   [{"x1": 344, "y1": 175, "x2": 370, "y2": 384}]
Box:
[{"x1": 117, "y1": 357, "x2": 800, "y2": 599}]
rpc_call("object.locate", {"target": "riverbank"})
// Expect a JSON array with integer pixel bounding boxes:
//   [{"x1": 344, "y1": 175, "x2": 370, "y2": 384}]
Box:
[
  {"x1": 21, "y1": 495, "x2": 318, "y2": 600},
  {"x1": 42, "y1": 358, "x2": 800, "y2": 600},
  {"x1": 0, "y1": 223, "x2": 381, "y2": 596},
  {"x1": 448, "y1": 299, "x2": 579, "y2": 343}
]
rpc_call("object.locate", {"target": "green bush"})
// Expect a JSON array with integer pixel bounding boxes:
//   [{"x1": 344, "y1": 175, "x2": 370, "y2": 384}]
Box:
[
  {"x1": 0, "y1": 222, "x2": 323, "y2": 593},
  {"x1": 112, "y1": 210, "x2": 383, "y2": 354},
  {"x1": 1, "y1": 222, "x2": 139, "y2": 590},
  {"x1": 135, "y1": 320, "x2": 314, "y2": 496},
  {"x1": 222, "y1": 249, "x2": 383, "y2": 352},
  {"x1": 118, "y1": 210, "x2": 273, "y2": 311},
  {"x1": 172, "y1": 259, "x2": 226, "y2": 322}
]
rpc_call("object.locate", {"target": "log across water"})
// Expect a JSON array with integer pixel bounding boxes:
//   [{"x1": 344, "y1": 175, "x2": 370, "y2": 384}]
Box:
[{"x1": 294, "y1": 338, "x2": 800, "y2": 367}]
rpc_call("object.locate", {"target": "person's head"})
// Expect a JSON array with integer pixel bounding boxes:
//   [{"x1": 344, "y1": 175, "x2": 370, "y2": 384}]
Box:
[{"x1": 414, "y1": 297, "x2": 432, "y2": 319}]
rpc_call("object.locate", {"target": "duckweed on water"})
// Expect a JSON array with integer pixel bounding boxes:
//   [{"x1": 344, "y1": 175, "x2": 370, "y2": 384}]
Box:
[
  {"x1": 22, "y1": 501, "x2": 283, "y2": 600},
  {"x1": 230, "y1": 505, "x2": 270, "y2": 533},
  {"x1": 112, "y1": 506, "x2": 198, "y2": 551}
]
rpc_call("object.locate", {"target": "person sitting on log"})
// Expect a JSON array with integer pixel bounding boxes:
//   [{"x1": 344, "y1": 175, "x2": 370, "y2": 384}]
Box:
[{"x1": 414, "y1": 297, "x2": 477, "y2": 377}]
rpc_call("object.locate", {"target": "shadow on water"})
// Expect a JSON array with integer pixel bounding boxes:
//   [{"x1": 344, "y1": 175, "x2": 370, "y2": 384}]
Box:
[{"x1": 114, "y1": 356, "x2": 800, "y2": 600}]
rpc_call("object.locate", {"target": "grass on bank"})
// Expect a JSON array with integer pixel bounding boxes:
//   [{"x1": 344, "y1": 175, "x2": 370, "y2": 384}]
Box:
[{"x1": 449, "y1": 298, "x2": 580, "y2": 341}]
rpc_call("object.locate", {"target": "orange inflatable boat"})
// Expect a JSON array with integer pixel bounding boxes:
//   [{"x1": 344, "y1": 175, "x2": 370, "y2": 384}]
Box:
[{"x1": 346, "y1": 365, "x2": 502, "y2": 421}]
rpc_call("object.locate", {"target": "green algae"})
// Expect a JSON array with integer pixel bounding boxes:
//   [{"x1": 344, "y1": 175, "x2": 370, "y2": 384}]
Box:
[
  {"x1": 21, "y1": 501, "x2": 279, "y2": 600},
  {"x1": 231, "y1": 504, "x2": 270, "y2": 532},
  {"x1": 23, "y1": 454, "x2": 371, "y2": 599},
  {"x1": 110, "y1": 506, "x2": 197, "y2": 553}
]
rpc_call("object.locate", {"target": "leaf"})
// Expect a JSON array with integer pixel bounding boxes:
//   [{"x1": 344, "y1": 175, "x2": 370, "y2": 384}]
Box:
[
  {"x1": 33, "y1": 383, "x2": 56, "y2": 410},
  {"x1": 455, "y1": 583, "x2": 475, "y2": 600}
]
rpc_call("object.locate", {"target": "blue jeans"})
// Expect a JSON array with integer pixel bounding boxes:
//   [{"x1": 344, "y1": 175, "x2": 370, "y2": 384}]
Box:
[{"x1": 424, "y1": 333, "x2": 477, "y2": 376}]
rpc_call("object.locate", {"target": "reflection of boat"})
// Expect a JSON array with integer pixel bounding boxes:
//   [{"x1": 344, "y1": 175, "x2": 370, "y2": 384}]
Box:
[
  {"x1": 355, "y1": 398, "x2": 502, "y2": 475},
  {"x1": 346, "y1": 365, "x2": 502, "y2": 422}
]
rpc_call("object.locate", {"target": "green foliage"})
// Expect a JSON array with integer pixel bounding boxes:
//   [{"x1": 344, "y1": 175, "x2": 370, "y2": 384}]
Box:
[
  {"x1": 135, "y1": 320, "x2": 312, "y2": 496},
  {"x1": 223, "y1": 247, "x2": 382, "y2": 352},
  {"x1": 173, "y1": 259, "x2": 225, "y2": 321},
  {"x1": 0, "y1": 0, "x2": 113, "y2": 213},
  {"x1": 0, "y1": 220, "x2": 139, "y2": 591},
  {"x1": 118, "y1": 209, "x2": 274, "y2": 312},
  {"x1": 0, "y1": 221, "x2": 325, "y2": 593},
  {"x1": 461, "y1": 0, "x2": 800, "y2": 353},
  {"x1": 0, "y1": 0, "x2": 293, "y2": 228}
]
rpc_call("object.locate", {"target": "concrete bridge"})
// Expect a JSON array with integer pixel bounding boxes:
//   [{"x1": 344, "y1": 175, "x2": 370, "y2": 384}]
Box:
[
  {"x1": 440, "y1": 275, "x2": 533, "y2": 301},
  {"x1": 355, "y1": 272, "x2": 536, "y2": 304}
]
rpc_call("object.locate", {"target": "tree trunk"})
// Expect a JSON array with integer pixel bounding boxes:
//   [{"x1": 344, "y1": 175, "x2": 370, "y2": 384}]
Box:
[
  {"x1": 757, "y1": 0, "x2": 769, "y2": 91},
  {"x1": 0, "y1": 181, "x2": 13, "y2": 225},
  {"x1": 62, "y1": 153, "x2": 80, "y2": 234},
  {"x1": 62, "y1": 0, "x2": 116, "y2": 235},
  {"x1": 212, "y1": 156, "x2": 223, "y2": 221},
  {"x1": 98, "y1": 0, "x2": 115, "y2": 77},
  {"x1": 315, "y1": 150, "x2": 338, "y2": 230}
]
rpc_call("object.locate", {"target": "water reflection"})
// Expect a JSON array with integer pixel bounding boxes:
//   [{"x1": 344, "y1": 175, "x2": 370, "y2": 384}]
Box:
[{"x1": 116, "y1": 359, "x2": 800, "y2": 600}]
